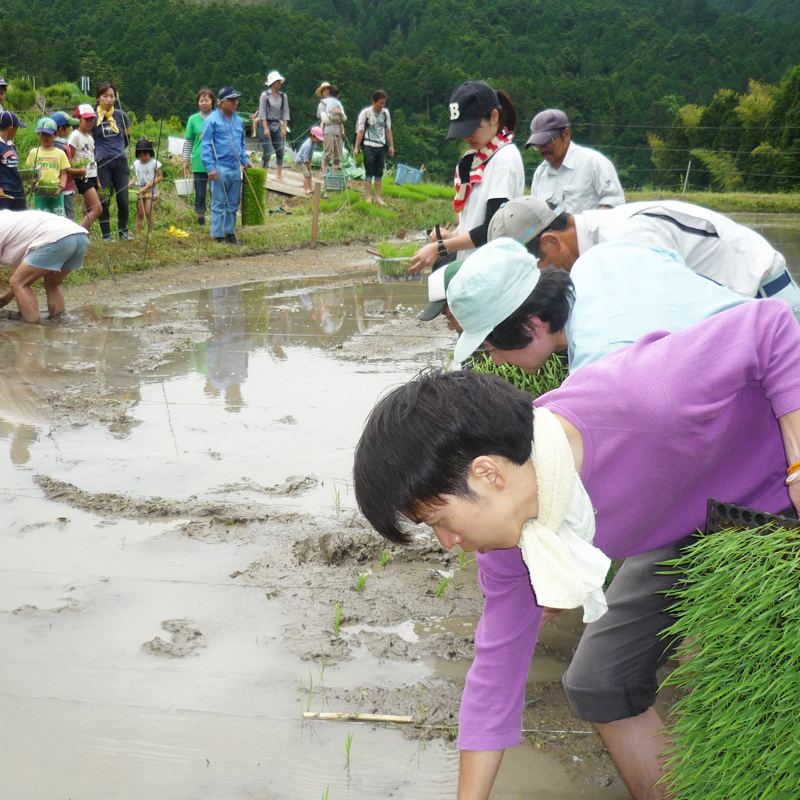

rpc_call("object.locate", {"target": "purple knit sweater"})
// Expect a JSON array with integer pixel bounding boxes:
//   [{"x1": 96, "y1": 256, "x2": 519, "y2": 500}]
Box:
[{"x1": 457, "y1": 300, "x2": 800, "y2": 751}]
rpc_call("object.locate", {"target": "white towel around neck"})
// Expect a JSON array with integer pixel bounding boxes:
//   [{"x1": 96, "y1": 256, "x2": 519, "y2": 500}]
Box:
[{"x1": 518, "y1": 407, "x2": 610, "y2": 623}]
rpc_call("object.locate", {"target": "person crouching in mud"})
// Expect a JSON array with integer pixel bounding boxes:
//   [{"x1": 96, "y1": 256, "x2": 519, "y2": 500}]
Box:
[{"x1": 353, "y1": 298, "x2": 800, "y2": 800}]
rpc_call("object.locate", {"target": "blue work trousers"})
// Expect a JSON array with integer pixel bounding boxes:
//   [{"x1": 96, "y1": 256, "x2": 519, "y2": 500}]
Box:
[{"x1": 210, "y1": 168, "x2": 241, "y2": 238}]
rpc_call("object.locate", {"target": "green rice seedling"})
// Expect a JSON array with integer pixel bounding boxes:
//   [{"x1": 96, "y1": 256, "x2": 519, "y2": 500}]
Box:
[
  {"x1": 458, "y1": 550, "x2": 475, "y2": 570},
  {"x1": 413, "y1": 184, "x2": 457, "y2": 200},
  {"x1": 355, "y1": 573, "x2": 369, "y2": 592},
  {"x1": 322, "y1": 787, "x2": 329, "y2": 800},
  {"x1": 377, "y1": 239, "x2": 418, "y2": 259},
  {"x1": 333, "y1": 601, "x2": 343, "y2": 636},
  {"x1": 472, "y1": 353, "x2": 568, "y2": 398},
  {"x1": 353, "y1": 200, "x2": 397, "y2": 219},
  {"x1": 380, "y1": 549, "x2": 391, "y2": 567},
  {"x1": 660, "y1": 524, "x2": 800, "y2": 800},
  {"x1": 332, "y1": 482, "x2": 342, "y2": 516},
  {"x1": 241, "y1": 167, "x2": 267, "y2": 226},
  {"x1": 434, "y1": 575, "x2": 452, "y2": 597},
  {"x1": 344, "y1": 732, "x2": 353, "y2": 768},
  {"x1": 384, "y1": 184, "x2": 427, "y2": 202}
]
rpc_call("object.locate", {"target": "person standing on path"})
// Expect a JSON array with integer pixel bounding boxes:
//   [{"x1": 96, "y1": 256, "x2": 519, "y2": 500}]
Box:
[
  {"x1": 316, "y1": 81, "x2": 345, "y2": 174},
  {"x1": 258, "y1": 71, "x2": 290, "y2": 181},
  {"x1": 201, "y1": 86, "x2": 252, "y2": 245},
  {"x1": 92, "y1": 82, "x2": 132, "y2": 242},
  {"x1": 353, "y1": 89, "x2": 394, "y2": 206},
  {"x1": 0, "y1": 110, "x2": 27, "y2": 211},
  {"x1": 183, "y1": 88, "x2": 216, "y2": 226}
]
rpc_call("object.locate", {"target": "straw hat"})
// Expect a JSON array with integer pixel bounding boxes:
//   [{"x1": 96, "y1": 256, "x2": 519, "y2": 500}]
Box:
[{"x1": 315, "y1": 81, "x2": 331, "y2": 97}]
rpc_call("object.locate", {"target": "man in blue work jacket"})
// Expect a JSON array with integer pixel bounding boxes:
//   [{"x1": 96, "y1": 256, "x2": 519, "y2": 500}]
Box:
[{"x1": 201, "y1": 86, "x2": 252, "y2": 244}]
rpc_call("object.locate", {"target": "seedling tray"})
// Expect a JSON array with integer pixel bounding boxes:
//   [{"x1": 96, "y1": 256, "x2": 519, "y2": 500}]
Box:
[{"x1": 705, "y1": 498, "x2": 800, "y2": 534}]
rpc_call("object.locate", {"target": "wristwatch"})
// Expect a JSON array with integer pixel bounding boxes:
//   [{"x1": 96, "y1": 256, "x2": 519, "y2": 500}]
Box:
[{"x1": 435, "y1": 224, "x2": 448, "y2": 257}]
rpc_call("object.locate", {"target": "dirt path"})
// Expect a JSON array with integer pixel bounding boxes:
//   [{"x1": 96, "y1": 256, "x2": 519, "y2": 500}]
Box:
[{"x1": 62, "y1": 243, "x2": 374, "y2": 308}]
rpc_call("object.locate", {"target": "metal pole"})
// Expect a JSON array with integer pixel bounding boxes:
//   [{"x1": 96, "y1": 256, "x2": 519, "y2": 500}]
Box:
[{"x1": 682, "y1": 160, "x2": 692, "y2": 194}]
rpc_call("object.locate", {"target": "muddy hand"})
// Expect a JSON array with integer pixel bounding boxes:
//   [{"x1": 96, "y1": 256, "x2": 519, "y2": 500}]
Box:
[{"x1": 409, "y1": 242, "x2": 439, "y2": 275}]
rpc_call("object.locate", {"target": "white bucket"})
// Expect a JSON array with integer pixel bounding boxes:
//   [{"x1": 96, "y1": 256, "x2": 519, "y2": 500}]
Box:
[{"x1": 174, "y1": 178, "x2": 193, "y2": 197}]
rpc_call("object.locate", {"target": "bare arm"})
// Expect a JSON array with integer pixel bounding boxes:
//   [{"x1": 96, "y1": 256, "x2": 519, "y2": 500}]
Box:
[
  {"x1": 387, "y1": 129, "x2": 395, "y2": 157},
  {"x1": 409, "y1": 231, "x2": 473, "y2": 274},
  {"x1": 353, "y1": 129, "x2": 364, "y2": 155},
  {"x1": 779, "y1": 408, "x2": 800, "y2": 514},
  {"x1": 458, "y1": 750, "x2": 504, "y2": 800}
]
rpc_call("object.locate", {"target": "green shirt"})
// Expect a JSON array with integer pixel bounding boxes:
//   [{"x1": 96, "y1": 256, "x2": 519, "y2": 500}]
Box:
[{"x1": 185, "y1": 112, "x2": 208, "y2": 173}]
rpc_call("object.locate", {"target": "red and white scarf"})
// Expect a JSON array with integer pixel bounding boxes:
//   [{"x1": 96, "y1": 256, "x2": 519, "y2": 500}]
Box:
[{"x1": 453, "y1": 128, "x2": 514, "y2": 213}]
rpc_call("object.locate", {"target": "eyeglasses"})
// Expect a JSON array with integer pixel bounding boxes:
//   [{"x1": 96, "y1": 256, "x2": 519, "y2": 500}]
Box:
[{"x1": 536, "y1": 131, "x2": 564, "y2": 149}]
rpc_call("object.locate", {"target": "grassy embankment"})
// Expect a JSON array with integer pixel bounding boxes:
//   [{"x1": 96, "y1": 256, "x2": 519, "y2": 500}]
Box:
[
  {"x1": 3, "y1": 178, "x2": 799, "y2": 290},
  {"x1": 0, "y1": 172, "x2": 456, "y2": 288}
]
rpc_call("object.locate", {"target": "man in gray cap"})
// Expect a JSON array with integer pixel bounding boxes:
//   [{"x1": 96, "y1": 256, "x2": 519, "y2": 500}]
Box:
[
  {"x1": 488, "y1": 195, "x2": 800, "y2": 321},
  {"x1": 526, "y1": 108, "x2": 624, "y2": 213}
]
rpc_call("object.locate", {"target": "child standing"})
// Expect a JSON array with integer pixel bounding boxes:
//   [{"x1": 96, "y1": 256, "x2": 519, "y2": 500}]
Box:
[
  {"x1": 129, "y1": 138, "x2": 162, "y2": 236},
  {"x1": 51, "y1": 111, "x2": 82, "y2": 222},
  {"x1": 294, "y1": 125, "x2": 323, "y2": 194},
  {"x1": 26, "y1": 117, "x2": 69, "y2": 216},
  {"x1": 0, "y1": 110, "x2": 27, "y2": 211},
  {"x1": 69, "y1": 104, "x2": 102, "y2": 231}
]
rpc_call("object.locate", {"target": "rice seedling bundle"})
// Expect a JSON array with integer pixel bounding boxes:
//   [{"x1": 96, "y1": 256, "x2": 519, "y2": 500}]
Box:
[
  {"x1": 472, "y1": 353, "x2": 568, "y2": 397},
  {"x1": 661, "y1": 525, "x2": 800, "y2": 800},
  {"x1": 377, "y1": 240, "x2": 418, "y2": 259},
  {"x1": 382, "y1": 183, "x2": 426, "y2": 202},
  {"x1": 36, "y1": 181, "x2": 60, "y2": 197},
  {"x1": 354, "y1": 201, "x2": 396, "y2": 219},
  {"x1": 241, "y1": 168, "x2": 267, "y2": 226},
  {"x1": 412, "y1": 184, "x2": 457, "y2": 200}
]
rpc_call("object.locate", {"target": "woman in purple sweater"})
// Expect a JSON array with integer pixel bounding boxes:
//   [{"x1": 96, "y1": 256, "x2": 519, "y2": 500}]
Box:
[{"x1": 354, "y1": 299, "x2": 800, "y2": 800}]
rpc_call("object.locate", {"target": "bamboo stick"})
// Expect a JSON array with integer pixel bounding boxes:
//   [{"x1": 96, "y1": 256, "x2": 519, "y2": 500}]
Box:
[{"x1": 302, "y1": 712, "x2": 413, "y2": 723}]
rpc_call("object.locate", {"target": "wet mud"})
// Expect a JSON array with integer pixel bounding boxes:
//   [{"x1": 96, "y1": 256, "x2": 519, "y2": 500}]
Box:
[{"x1": 1, "y1": 243, "x2": 636, "y2": 799}]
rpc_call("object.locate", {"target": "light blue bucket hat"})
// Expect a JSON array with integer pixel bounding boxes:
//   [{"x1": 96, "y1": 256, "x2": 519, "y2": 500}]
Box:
[{"x1": 448, "y1": 238, "x2": 541, "y2": 362}]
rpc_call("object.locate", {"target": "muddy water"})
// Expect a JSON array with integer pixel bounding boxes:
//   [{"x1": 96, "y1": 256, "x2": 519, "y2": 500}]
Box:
[{"x1": 0, "y1": 267, "x2": 631, "y2": 800}]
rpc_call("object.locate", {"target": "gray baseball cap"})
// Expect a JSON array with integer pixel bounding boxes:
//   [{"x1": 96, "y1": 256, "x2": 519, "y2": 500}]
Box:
[
  {"x1": 488, "y1": 197, "x2": 562, "y2": 247},
  {"x1": 525, "y1": 108, "x2": 569, "y2": 148}
]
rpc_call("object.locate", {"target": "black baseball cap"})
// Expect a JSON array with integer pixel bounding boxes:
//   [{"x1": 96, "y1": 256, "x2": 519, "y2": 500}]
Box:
[
  {"x1": 218, "y1": 87, "x2": 242, "y2": 101},
  {"x1": 446, "y1": 81, "x2": 500, "y2": 139}
]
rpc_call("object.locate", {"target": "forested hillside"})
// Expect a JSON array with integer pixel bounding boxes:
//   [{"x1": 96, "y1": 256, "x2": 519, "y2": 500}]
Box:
[{"x1": 3, "y1": 0, "x2": 800, "y2": 188}]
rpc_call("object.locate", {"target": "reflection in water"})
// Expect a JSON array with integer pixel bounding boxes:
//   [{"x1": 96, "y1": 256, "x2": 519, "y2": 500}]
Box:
[{"x1": 0, "y1": 270, "x2": 430, "y2": 471}]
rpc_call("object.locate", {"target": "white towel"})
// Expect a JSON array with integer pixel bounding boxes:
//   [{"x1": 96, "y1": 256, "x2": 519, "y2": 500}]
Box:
[{"x1": 518, "y1": 407, "x2": 611, "y2": 623}]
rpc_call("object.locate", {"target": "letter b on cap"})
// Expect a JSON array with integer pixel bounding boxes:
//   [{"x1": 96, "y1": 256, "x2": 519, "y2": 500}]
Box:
[{"x1": 449, "y1": 103, "x2": 460, "y2": 120}]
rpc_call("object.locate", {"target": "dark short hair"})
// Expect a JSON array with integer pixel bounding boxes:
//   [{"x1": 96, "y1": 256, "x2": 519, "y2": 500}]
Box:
[
  {"x1": 527, "y1": 210, "x2": 570, "y2": 259},
  {"x1": 135, "y1": 137, "x2": 155, "y2": 156},
  {"x1": 485, "y1": 267, "x2": 574, "y2": 350},
  {"x1": 96, "y1": 81, "x2": 117, "y2": 100},
  {"x1": 196, "y1": 87, "x2": 216, "y2": 109},
  {"x1": 329, "y1": 84, "x2": 341, "y2": 97},
  {"x1": 372, "y1": 89, "x2": 387, "y2": 103},
  {"x1": 354, "y1": 369, "x2": 534, "y2": 544}
]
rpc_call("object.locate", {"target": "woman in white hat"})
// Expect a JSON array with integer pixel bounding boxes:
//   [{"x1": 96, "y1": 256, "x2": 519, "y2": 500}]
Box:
[{"x1": 258, "y1": 71, "x2": 290, "y2": 181}]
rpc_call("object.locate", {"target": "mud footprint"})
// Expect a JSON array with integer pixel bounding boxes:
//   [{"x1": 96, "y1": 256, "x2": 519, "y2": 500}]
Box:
[{"x1": 142, "y1": 619, "x2": 206, "y2": 658}]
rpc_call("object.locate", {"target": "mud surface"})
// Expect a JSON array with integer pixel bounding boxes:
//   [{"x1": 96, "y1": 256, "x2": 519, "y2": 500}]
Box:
[{"x1": 0, "y1": 243, "x2": 636, "y2": 799}]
